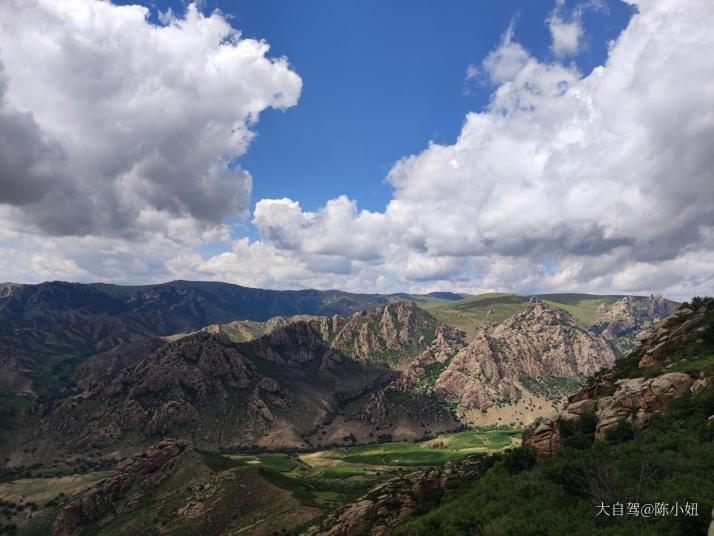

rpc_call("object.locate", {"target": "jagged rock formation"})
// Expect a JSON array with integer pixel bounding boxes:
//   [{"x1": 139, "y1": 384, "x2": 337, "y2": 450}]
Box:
[
  {"x1": 393, "y1": 326, "x2": 468, "y2": 392},
  {"x1": 431, "y1": 301, "x2": 617, "y2": 420},
  {"x1": 325, "y1": 301, "x2": 439, "y2": 364},
  {"x1": 33, "y1": 326, "x2": 391, "y2": 453},
  {"x1": 524, "y1": 301, "x2": 712, "y2": 456},
  {"x1": 303, "y1": 456, "x2": 491, "y2": 536},
  {"x1": 596, "y1": 294, "x2": 678, "y2": 353},
  {"x1": 51, "y1": 439, "x2": 189, "y2": 536},
  {"x1": 636, "y1": 306, "x2": 707, "y2": 368},
  {"x1": 521, "y1": 418, "x2": 561, "y2": 458}
]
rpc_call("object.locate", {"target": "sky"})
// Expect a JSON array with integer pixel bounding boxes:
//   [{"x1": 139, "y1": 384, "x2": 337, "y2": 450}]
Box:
[{"x1": 0, "y1": 0, "x2": 713, "y2": 299}]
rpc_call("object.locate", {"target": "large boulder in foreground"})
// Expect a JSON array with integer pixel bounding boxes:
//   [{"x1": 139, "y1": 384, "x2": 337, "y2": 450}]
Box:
[{"x1": 594, "y1": 372, "x2": 693, "y2": 437}]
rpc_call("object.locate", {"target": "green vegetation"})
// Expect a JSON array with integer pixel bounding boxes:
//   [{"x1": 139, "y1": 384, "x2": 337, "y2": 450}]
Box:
[
  {"x1": 320, "y1": 428, "x2": 520, "y2": 467},
  {"x1": 520, "y1": 375, "x2": 584, "y2": 401},
  {"x1": 421, "y1": 293, "x2": 529, "y2": 337},
  {"x1": 538, "y1": 294, "x2": 623, "y2": 325},
  {"x1": 0, "y1": 395, "x2": 33, "y2": 413},
  {"x1": 396, "y1": 299, "x2": 714, "y2": 536},
  {"x1": 224, "y1": 453, "x2": 302, "y2": 472},
  {"x1": 601, "y1": 302, "x2": 714, "y2": 382},
  {"x1": 419, "y1": 292, "x2": 627, "y2": 339},
  {"x1": 396, "y1": 387, "x2": 714, "y2": 536},
  {"x1": 411, "y1": 361, "x2": 451, "y2": 395}
]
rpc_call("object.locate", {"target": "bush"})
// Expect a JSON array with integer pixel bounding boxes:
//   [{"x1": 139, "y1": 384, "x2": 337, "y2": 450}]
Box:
[
  {"x1": 560, "y1": 410, "x2": 597, "y2": 449},
  {"x1": 604, "y1": 419, "x2": 635, "y2": 444},
  {"x1": 502, "y1": 446, "x2": 537, "y2": 473}
]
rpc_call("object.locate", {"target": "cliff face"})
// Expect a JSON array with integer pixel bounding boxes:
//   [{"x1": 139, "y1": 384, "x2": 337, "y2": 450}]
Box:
[
  {"x1": 595, "y1": 294, "x2": 678, "y2": 353},
  {"x1": 427, "y1": 301, "x2": 616, "y2": 422},
  {"x1": 332, "y1": 301, "x2": 618, "y2": 435}
]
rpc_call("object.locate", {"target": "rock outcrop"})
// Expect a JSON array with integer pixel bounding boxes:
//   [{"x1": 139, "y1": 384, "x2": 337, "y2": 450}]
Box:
[
  {"x1": 636, "y1": 305, "x2": 707, "y2": 368},
  {"x1": 521, "y1": 418, "x2": 561, "y2": 458},
  {"x1": 327, "y1": 301, "x2": 439, "y2": 364},
  {"x1": 593, "y1": 373, "x2": 693, "y2": 437},
  {"x1": 51, "y1": 440, "x2": 188, "y2": 536},
  {"x1": 304, "y1": 456, "x2": 491, "y2": 536}
]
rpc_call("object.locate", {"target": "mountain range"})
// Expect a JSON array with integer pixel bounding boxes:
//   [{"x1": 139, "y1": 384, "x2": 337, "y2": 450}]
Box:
[{"x1": 0, "y1": 280, "x2": 691, "y2": 536}]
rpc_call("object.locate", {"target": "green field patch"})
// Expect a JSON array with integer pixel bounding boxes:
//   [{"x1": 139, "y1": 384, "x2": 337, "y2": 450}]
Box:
[
  {"x1": 319, "y1": 466, "x2": 373, "y2": 480},
  {"x1": 320, "y1": 428, "x2": 520, "y2": 468},
  {"x1": 257, "y1": 468, "x2": 320, "y2": 507},
  {"x1": 0, "y1": 394, "x2": 33, "y2": 412},
  {"x1": 224, "y1": 453, "x2": 302, "y2": 473},
  {"x1": 312, "y1": 490, "x2": 345, "y2": 507}
]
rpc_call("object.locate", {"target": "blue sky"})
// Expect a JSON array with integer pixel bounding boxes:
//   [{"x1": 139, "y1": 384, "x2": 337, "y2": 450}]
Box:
[{"x1": 127, "y1": 0, "x2": 633, "y2": 216}]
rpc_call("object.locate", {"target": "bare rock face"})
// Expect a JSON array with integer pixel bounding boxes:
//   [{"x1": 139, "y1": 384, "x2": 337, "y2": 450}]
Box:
[
  {"x1": 360, "y1": 390, "x2": 388, "y2": 425},
  {"x1": 392, "y1": 326, "x2": 466, "y2": 392},
  {"x1": 524, "y1": 373, "x2": 695, "y2": 452},
  {"x1": 637, "y1": 305, "x2": 706, "y2": 368},
  {"x1": 304, "y1": 456, "x2": 490, "y2": 536},
  {"x1": 522, "y1": 418, "x2": 561, "y2": 458},
  {"x1": 524, "y1": 303, "x2": 710, "y2": 456},
  {"x1": 594, "y1": 372, "x2": 693, "y2": 437},
  {"x1": 51, "y1": 440, "x2": 188, "y2": 536},
  {"x1": 597, "y1": 295, "x2": 679, "y2": 353},
  {"x1": 433, "y1": 302, "x2": 617, "y2": 412},
  {"x1": 328, "y1": 301, "x2": 438, "y2": 363},
  {"x1": 145, "y1": 400, "x2": 200, "y2": 435}
]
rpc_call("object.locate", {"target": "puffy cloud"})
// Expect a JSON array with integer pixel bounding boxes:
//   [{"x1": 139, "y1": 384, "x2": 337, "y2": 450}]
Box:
[
  {"x1": 0, "y1": 0, "x2": 301, "y2": 238},
  {"x1": 547, "y1": 0, "x2": 605, "y2": 57},
  {"x1": 198, "y1": 0, "x2": 712, "y2": 299}
]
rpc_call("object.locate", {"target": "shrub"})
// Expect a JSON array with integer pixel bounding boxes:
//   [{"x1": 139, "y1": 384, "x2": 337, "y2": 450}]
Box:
[{"x1": 502, "y1": 446, "x2": 537, "y2": 473}]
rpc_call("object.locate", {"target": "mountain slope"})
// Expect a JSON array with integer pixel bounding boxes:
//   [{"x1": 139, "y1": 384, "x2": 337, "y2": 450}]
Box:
[
  {"x1": 423, "y1": 292, "x2": 677, "y2": 350},
  {"x1": 398, "y1": 300, "x2": 617, "y2": 426},
  {"x1": 0, "y1": 281, "x2": 394, "y2": 398},
  {"x1": 2, "y1": 302, "x2": 458, "y2": 462}
]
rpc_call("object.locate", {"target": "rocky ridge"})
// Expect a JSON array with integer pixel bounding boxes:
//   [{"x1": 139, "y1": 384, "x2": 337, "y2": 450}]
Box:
[
  {"x1": 524, "y1": 300, "x2": 713, "y2": 456},
  {"x1": 595, "y1": 294, "x2": 678, "y2": 353},
  {"x1": 51, "y1": 439, "x2": 189, "y2": 536},
  {"x1": 303, "y1": 455, "x2": 492, "y2": 536},
  {"x1": 34, "y1": 324, "x2": 391, "y2": 453},
  {"x1": 424, "y1": 300, "x2": 617, "y2": 422}
]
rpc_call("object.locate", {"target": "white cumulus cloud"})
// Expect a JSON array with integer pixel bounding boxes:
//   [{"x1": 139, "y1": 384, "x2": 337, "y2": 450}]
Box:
[
  {"x1": 1, "y1": 0, "x2": 713, "y2": 301},
  {"x1": 185, "y1": 0, "x2": 713, "y2": 299},
  {"x1": 0, "y1": 0, "x2": 301, "y2": 239}
]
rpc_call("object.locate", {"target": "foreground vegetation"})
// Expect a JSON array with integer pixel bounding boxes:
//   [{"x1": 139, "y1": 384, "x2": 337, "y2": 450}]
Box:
[
  {"x1": 395, "y1": 389, "x2": 714, "y2": 535},
  {"x1": 395, "y1": 298, "x2": 714, "y2": 535},
  {"x1": 0, "y1": 427, "x2": 518, "y2": 535}
]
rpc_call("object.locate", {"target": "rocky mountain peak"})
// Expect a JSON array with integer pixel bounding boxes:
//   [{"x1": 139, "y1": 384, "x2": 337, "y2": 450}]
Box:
[
  {"x1": 497, "y1": 301, "x2": 576, "y2": 332},
  {"x1": 328, "y1": 300, "x2": 438, "y2": 364},
  {"x1": 431, "y1": 300, "x2": 616, "y2": 424},
  {"x1": 524, "y1": 299, "x2": 714, "y2": 457}
]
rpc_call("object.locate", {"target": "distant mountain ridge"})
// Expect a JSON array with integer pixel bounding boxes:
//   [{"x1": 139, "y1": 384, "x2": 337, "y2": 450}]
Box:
[
  {"x1": 0, "y1": 280, "x2": 405, "y2": 397},
  {"x1": 0, "y1": 281, "x2": 677, "y2": 399}
]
